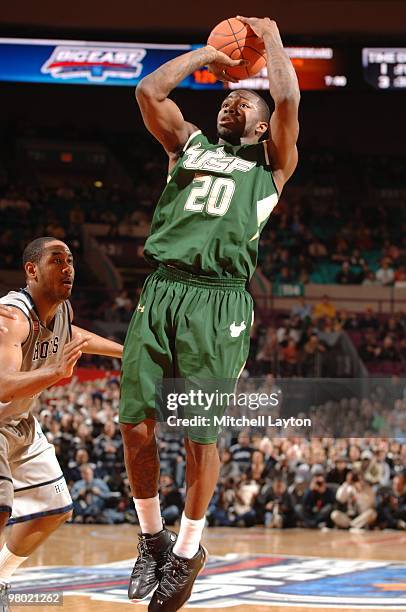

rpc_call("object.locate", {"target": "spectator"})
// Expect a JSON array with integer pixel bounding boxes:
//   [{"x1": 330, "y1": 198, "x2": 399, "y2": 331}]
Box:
[
  {"x1": 278, "y1": 266, "x2": 297, "y2": 284},
  {"x1": 302, "y1": 335, "x2": 326, "y2": 376},
  {"x1": 159, "y1": 432, "x2": 185, "y2": 487},
  {"x1": 231, "y1": 470, "x2": 260, "y2": 527},
  {"x1": 256, "y1": 327, "x2": 278, "y2": 374},
  {"x1": 219, "y1": 449, "x2": 240, "y2": 483},
  {"x1": 376, "y1": 259, "x2": 395, "y2": 286},
  {"x1": 336, "y1": 261, "x2": 357, "y2": 285},
  {"x1": 359, "y1": 331, "x2": 380, "y2": 363},
  {"x1": 256, "y1": 477, "x2": 296, "y2": 528},
  {"x1": 331, "y1": 238, "x2": 350, "y2": 263},
  {"x1": 327, "y1": 454, "x2": 350, "y2": 485},
  {"x1": 363, "y1": 449, "x2": 391, "y2": 487},
  {"x1": 71, "y1": 464, "x2": 112, "y2": 523},
  {"x1": 332, "y1": 472, "x2": 377, "y2": 531},
  {"x1": 297, "y1": 474, "x2": 335, "y2": 528},
  {"x1": 280, "y1": 339, "x2": 299, "y2": 376},
  {"x1": 291, "y1": 297, "x2": 313, "y2": 321},
  {"x1": 289, "y1": 473, "x2": 309, "y2": 525},
  {"x1": 313, "y1": 295, "x2": 337, "y2": 320},
  {"x1": 111, "y1": 289, "x2": 134, "y2": 321},
  {"x1": 377, "y1": 473, "x2": 406, "y2": 530},
  {"x1": 379, "y1": 336, "x2": 399, "y2": 362},
  {"x1": 362, "y1": 270, "x2": 380, "y2": 285},
  {"x1": 159, "y1": 474, "x2": 184, "y2": 525},
  {"x1": 395, "y1": 266, "x2": 406, "y2": 288},
  {"x1": 276, "y1": 318, "x2": 300, "y2": 344},
  {"x1": 251, "y1": 450, "x2": 266, "y2": 482},
  {"x1": 358, "y1": 308, "x2": 380, "y2": 330},
  {"x1": 66, "y1": 448, "x2": 97, "y2": 484},
  {"x1": 230, "y1": 431, "x2": 255, "y2": 473},
  {"x1": 308, "y1": 237, "x2": 327, "y2": 259},
  {"x1": 93, "y1": 420, "x2": 123, "y2": 475},
  {"x1": 207, "y1": 478, "x2": 236, "y2": 527}
]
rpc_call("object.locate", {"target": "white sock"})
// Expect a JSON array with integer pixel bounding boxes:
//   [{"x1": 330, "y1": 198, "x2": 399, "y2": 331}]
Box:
[
  {"x1": 133, "y1": 495, "x2": 162, "y2": 535},
  {"x1": 173, "y1": 512, "x2": 205, "y2": 559},
  {"x1": 0, "y1": 544, "x2": 28, "y2": 582}
]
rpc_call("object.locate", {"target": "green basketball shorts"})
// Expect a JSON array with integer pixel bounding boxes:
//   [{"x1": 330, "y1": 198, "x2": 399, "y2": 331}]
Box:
[{"x1": 119, "y1": 265, "x2": 253, "y2": 443}]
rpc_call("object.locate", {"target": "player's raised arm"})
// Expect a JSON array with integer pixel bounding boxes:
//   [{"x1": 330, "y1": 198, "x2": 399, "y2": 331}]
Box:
[
  {"x1": 238, "y1": 17, "x2": 300, "y2": 188},
  {"x1": 135, "y1": 46, "x2": 245, "y2": 161}
]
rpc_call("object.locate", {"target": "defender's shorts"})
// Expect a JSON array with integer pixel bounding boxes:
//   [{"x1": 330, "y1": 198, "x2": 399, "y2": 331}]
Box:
[
  {"x1": 119, "y1": 265, "x2": 253, "y2": 443},
  {"x1": 0, "y1": 415, "x2": 72, "y2": 523}
]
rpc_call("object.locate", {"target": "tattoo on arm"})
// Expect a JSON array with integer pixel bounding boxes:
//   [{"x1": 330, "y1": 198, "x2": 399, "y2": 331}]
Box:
[{"x1": 263, "y1": 29, "x2": 300, "y2": 102}]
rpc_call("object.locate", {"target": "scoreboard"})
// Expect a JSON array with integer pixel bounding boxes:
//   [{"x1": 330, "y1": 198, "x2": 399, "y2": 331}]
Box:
[
  {"x1": 227, "y1": 47, "x2": 349, "y2": 91},
  {"x1": 362, "y1": 48, "x2": 406, "y2": 90},
  {"x1": 193, "y1": 47, "x2": 350, "y2": 91}
]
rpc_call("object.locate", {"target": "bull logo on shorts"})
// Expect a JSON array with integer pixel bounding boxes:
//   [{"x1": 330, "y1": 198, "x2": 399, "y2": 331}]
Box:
[{"x1": 229, "y1": 321, "x2": 246, "y2": 337}]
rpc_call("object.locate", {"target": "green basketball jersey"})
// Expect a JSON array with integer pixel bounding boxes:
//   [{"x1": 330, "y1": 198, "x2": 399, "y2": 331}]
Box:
[{"x1": 144, "y1": 130, "x2": 279, "y2": 280}]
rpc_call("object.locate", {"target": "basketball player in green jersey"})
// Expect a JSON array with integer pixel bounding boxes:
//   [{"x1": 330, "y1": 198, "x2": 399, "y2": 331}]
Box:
[{"x1": 120, "y1": 16, "x2": 300, "y2": 611}]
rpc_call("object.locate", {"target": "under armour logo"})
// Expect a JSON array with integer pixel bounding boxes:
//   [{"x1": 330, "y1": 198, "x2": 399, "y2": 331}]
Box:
[
  {"x1": 137, "y1": 304, "x2": 145, "y2": 313},
  {"x1": 230, "y1": 321, "x2": 246, "y2": 337}
]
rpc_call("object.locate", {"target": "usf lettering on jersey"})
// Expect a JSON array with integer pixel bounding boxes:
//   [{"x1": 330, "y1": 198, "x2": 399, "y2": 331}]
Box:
[
  {"x1": 0, "y1": 289, "x2": 71, "y2": 425},
  {"x1": 144, "y1": 131, "x2": 279, "y2": 280}
]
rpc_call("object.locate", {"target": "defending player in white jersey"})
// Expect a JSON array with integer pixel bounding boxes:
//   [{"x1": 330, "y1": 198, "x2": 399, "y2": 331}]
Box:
[{"x1": 0, "y1": 236, "x2": 123, "y2": 609}]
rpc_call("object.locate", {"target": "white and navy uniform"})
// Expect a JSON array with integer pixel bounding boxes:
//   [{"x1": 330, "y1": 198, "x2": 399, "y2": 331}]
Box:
[{"x1": 0, "y1": 289, "x2": 73, "y2": 523}]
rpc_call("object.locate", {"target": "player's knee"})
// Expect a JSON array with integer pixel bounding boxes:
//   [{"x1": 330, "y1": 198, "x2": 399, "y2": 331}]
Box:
[
  {"x1": 120, "y1": 419, "x2": 156, "y2": 449},
  {"x1": 186, "y1": 440, "x2": 219, "y2": 465},
  {"x1": 49, "y1": 509, "x2": 73, "y2": 526}
]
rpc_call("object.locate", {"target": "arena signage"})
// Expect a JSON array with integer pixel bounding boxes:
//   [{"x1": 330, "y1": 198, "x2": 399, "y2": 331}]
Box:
[
  {"x1": 0, "y1": 38, "x2": 350, "y2": 90},
  {"x1": 0, "y1": 38, "x2": 202, "y2": 88}
]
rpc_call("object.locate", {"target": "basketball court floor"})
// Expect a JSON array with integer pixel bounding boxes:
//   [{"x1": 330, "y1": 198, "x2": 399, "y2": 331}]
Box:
[{"x1": 5, "y1": 525, "x2": 406, "y2": 611}]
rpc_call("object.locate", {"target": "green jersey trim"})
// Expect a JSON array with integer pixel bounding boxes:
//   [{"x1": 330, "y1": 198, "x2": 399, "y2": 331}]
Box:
[
  {"x1": 182, "y1": 129, "x2": 202, "y2": 152},
  {"x1": 262, "y1": 140, "x2": 280, "y2": 197},
  {"x1": 167, "y1": 130, "x2": 203, "y2": 183}
]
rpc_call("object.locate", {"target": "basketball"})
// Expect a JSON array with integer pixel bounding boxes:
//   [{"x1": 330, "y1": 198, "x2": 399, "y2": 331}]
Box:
[{"x1": 207, "y1": 17, "x2": 266, "y2": 80}]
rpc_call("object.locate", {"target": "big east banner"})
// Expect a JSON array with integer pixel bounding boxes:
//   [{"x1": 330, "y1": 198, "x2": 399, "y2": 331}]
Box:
[{"x1": 0, "y1": 38, "x2": 213, "y2": 88}]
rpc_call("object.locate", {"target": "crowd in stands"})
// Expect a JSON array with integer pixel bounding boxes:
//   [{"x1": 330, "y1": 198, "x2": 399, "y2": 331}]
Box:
[
  {"x1": 0, "y1": 182, "x2": 141, "y2": 270},
  {"x1": 259, "y1": 149, "x2": 406, "y2": 286},
  {"x1": 246, "y1": 296, "x2": 406, "y2": 376},
  {"x1": 0, "y1": 144, "x2": 405, "y2": 288},
  {"x1": 1, "y1": 131, "x2": 405, "y2": 531},
  {"x1": 34, "y1": 374, "x2": 406, "y2": 530}
]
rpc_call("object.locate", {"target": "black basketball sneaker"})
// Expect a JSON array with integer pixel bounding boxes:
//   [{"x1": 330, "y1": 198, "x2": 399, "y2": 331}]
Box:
[
  {"x1": 128, "y1": 528, "x2": 177, "y2": 600},
  {"x1": 148, "y1": 545, "x2": 207, "y2": 611}
]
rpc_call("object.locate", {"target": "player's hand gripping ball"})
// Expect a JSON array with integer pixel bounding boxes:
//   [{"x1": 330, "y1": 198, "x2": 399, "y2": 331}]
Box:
[{"x1": 207, "y1": 16, "x2": 266, "y2": 81}]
